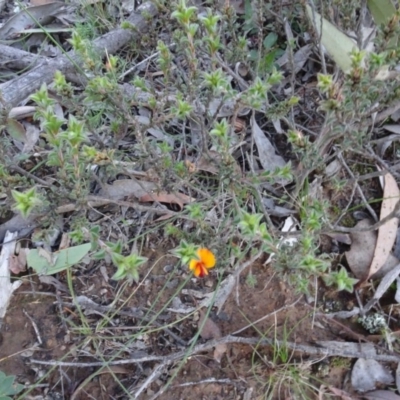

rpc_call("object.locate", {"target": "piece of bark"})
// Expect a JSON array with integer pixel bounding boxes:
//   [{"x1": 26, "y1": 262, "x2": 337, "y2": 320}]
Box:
[{"x1": 0, "y1": 2, "x2": 158, "y2": 112}]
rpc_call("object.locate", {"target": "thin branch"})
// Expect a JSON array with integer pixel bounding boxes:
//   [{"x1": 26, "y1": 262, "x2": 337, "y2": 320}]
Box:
[
  {"x1": 30, "y1": 333, "x2": 400, "y2": 368},
  {"x1": 337, "y1": 152, "x2": 378, "y2": 222},
  {"x1": 23, "y1": 309, "x2": 42, "y2": 345},
  {"x1": 133, "y1": 362, "x2": 167, "y2": 399}
]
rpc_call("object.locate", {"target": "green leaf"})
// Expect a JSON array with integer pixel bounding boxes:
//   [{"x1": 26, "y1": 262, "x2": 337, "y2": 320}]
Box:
[
  {"x1": 0, "y1": 371, "x2": 23, "y2": 397},
  {"x1": 27, "y1": 243, "x2": 91, "y2": 275},
  {"x1": 263, "y1": 32, "x2": 278, "y2": 49},
  {"x1": 6, "y1": 119, "x2": 27, "y2": 143},
  {"x1": 112, "y1": 266, "x2": 126, "y2": 280},
  {"x1": 306, "y1": 5, "x2": 358, "y2": 73},
  {"x1": 367, "y1": 0, "x2": 396, "y2": 25}
]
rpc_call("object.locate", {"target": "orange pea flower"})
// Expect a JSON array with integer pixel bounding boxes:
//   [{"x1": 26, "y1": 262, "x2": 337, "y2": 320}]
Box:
[{"x1": 189, "y1": 248, "x2": 216, "y2": 278}]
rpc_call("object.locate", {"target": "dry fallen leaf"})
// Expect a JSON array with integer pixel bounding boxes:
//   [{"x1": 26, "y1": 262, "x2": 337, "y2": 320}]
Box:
[
  {"x1": 139, "y1": 191, "x2": 193, "y2": 210},
  {"x1": 351, "y1": 358, "x2": 393, "y2": 392},
  {"x1": 185, "y1": 150, "x2": 241, "y2": 176},
  {"x1": 218, "y1": 0, "x2": 244, "y2": 14},
  {"x1": 22, "y1": 122, "x2": 40, "y2": 153},
  {"x1": 99, "y1": 179, "x2": 157, "y2": 200},
  {"x1": 8, "y1": 250, "x2": 27, "y2": 274},
  {"x1": 30, "y1": 0, "x2": 58, "y2": 5},
  {"x1": 193, "y1": 153, "x2": 220, "y2": 175},
  {"x1": 346, "y1": 219, "x2": 377, "y2": 279},
  {"x1": 251, "y1": 115, "x2": 286, "y2": 173},
  {"x1": 368, "y1": 171, "x2": 400, "y2": 280},
  {"x1": 198, "y1": 309, "x2": 222, "y2": 339},
  {"x1": 346, "y1": 219, "x2": 399, "y2": 280},
  {"x1": 8, "y1": 106, "x2": 36, "y2": 120},
  {"x1": 58, "y1": 232, "x2": 70, "y2": 250},
  {"x1": 363, "y1": 390, "x2": 400, "y2": 400},
  {"x1": 0, "y1": 2, "x2": 69, "y2": 40},
  {"x1": 198, "y1": 309, "x2": 227, "y2": 363}
]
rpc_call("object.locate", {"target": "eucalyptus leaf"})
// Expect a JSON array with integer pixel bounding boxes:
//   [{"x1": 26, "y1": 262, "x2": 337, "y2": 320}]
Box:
[
  {"x1": 306, "y1": 5, "x2": 358, "y2": 73},
  {"x1": 367, "y1": 0, "x2": 396, "y2": 25},
  {"x1": 27, "y1": 243, "x2": 91, "y2": 275},
  {"x1": 367, "y1": 0, "x2": 397, "y2": 50}
]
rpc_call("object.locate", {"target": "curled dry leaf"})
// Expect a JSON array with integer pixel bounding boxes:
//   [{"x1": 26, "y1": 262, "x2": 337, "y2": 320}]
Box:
[
  {"x1": 8, "y1": 249, "x2": 27, "y2": 274},
  {"x1": 198, "y1": 309, "x2": 227, "y2": 363},
  {"x1": 368, "y1": 171, "x2": 400, "y2": 280}
]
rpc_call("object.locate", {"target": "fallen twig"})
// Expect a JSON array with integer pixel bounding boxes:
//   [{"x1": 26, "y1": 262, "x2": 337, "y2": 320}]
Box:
[
  {"x1": 0, "y1": 2, "x2": 158, "y2": 113},
  {"x1": 30, "y1": 333, "x2": 400, "y2": 368}
]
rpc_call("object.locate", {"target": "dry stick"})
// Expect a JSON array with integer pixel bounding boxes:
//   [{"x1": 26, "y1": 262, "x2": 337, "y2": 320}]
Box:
[
  {"x1": 366, "y1": 99, "x2": 400, "y2": 127},
  {"x1": 133, "y1": 362, "x2": 167, "y2": 399},
  {"x1": 56, "y1": 195, "x2": 176, "y2": 215},
  {"x1": 337, "y1": 152, "x2": 378, "y2": 222},
  {"x1": 22, "y1": 309, "x2": 43, "y2": 345},
  {"x1": 62, "y1": 299, "x2": 188, "y2": 347},
  {"x1": 333, "y1": 176, "x2": 357, "y2": 227},
  {"x1": 0, "y1": 2, "x2": 159, "y2": 112},
  {"x1": 365, "y1": 144, "x2": 400, "y2": 180},
  {"x1": 332, "y1": 198, "x2": 400, "y2": 233},
  {"x1": 0, "y1": 193, "x2": 186, "y2": 245},
  {"x1": 0, "y1": 44, "x2": 45, "y2": 70},
  {"x1": 8, "y1": 164, "x2": 51, "y2": 187},
  {"x1": 30, "y1": 333, "x2": 400, "y2": 368},
  {"x1": 172, "y1": 378, "x2": 237, "y2": 388},
  {"x1": 363, "y1": 263, "x2": 400, "y2": 314},
  {"x1": 0, "y1": 44, "x2": 83, "y2": 85},
  {"x1": 0, "y1": 197, "x2": 169, "y2": 245}
]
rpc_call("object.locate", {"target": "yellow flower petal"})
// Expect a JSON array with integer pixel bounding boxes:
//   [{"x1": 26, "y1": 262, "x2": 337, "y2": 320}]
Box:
[
  {"x1": 198, "y1": 248, "x2": 216, "y2": 269},
  {"x1": 189, "y1": 259, "x2": 198, "y2": 271}
]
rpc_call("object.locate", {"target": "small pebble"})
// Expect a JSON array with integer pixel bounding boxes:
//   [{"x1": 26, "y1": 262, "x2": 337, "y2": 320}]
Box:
[
  {"x1": 163, "y1": 264, "x2": 174, "y2": 273},
  {"x1": 166, "y1": 279, "x2": 178, "y2": 289},
  {"x1": 205, "y1": 278, "x2": 213, "y2": 288}
]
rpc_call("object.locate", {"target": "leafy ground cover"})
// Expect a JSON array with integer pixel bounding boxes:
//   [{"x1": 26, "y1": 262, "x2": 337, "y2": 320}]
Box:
[{"x1": 1, "y1": 0, "x2": 400, "y2": 399}]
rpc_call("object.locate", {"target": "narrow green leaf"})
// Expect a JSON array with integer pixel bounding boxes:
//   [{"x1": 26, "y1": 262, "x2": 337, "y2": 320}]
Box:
[
  {"x1": 306, "y1": 5, "x2": 358, "y2": 73},
  {"x1": 27, "y1": 243, "x2": 91, "y2": 275}
]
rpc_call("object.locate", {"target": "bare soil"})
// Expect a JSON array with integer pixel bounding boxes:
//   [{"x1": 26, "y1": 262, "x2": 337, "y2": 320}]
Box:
[{"x1": 0, "y1": 252, "x2": 351, "y2": 399}]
